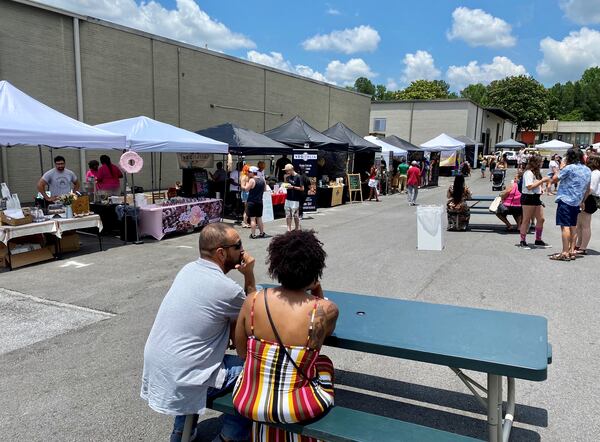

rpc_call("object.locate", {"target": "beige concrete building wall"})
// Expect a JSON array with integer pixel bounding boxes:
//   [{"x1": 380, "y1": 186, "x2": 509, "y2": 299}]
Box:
[
  {"x1": 329, "y1": 88, "x2": 371, "y2": 135},
  {"x1": 369, "y1": 102, "x2": 412, "y2": 139},
  {"x1": 410, "y1": 101, "x2": 469, "y2": 145},
  {"x1": 0, "y1": 0, "x2": 369, "y2": 201}
]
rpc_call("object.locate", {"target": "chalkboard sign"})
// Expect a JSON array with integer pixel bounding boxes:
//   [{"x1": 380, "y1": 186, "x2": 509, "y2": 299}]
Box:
[{"x1": 346, "y1": 173, "x2": 363, "y2": 203}]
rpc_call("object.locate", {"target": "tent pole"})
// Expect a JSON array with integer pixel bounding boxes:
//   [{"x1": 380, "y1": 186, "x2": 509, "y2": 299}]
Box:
[
  {"x1": 221, "y1": 154, "x2": 226, "y2": 221},
  {"x1": 130, "y1": 172, "x2": 142, "y2": 244},
  {"x1": 158, "y1": 153, "x2": 163, "y2": 193},
  {"x1": 150, "y1": 152, "x2": 155, "y2": 203},
  {"x1": 38, "y1": 145, "x2": 44, "y2": 176}
]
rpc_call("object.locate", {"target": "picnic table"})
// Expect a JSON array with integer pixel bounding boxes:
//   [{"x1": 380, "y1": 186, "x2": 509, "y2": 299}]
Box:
[
  {"x1": 204, "y1": 286, "x2": 551, "y2": 441},
  {"x1": 467, "y1": 195, "x2": 496, "y2": 211},
  {"x1": 323, "y1": 289, "x2": 551, "y2": 442}
]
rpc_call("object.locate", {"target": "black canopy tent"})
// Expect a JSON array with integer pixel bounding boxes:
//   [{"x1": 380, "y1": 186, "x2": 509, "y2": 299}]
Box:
[
  {"x1": 263, "y1": 115, "x2": 348, "y2": 151},
  {"x1": 383, "y1": 135, "x2": 422, "y2": 152},
  {"x1": 452, "y1": 135, "x2": 482, "y2": 168},
  {"x1": 323, "y1": 122, "x2": 380, "y2": 153},
  {"x1": 196, "y1": 122, "x2": 291, "y2": 156}
]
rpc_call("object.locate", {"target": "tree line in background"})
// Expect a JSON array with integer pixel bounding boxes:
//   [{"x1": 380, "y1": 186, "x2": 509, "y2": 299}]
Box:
[{"x1": 353, "y1": 66, "x2": 600, "y2": 133}]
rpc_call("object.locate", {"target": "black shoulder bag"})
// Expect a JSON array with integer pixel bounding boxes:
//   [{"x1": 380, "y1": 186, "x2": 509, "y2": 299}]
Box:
[{"x1": 263, "y1": 289, "x2": 320, "y2": 387}]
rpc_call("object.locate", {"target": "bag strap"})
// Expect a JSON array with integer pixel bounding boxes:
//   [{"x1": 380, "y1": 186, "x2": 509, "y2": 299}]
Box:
[{"x1": 263, "y1": 289, "x2": 317, "y2": 384}]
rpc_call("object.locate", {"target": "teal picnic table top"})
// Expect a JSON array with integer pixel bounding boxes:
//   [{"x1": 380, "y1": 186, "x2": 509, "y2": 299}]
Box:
[
  {"x1": 320, "y1": 290, "x2": 550, "y2": 382},
  {"x1": 468, "y1": 195, "x2": 496, "y2": 201}
]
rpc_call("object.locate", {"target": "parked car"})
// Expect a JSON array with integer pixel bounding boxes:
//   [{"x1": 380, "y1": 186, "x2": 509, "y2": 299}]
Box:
[{"x1": 493, "y1": 150, "x2": 518, "y2": 166}]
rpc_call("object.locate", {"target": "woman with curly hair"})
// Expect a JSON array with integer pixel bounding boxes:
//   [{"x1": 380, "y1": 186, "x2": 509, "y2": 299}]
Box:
[
  {"x1": 519, "y1": 155, "x2": 551, "y2": 249},
  {"x1": 233, "y1": 230, "x2": 338, "y2": 442}
]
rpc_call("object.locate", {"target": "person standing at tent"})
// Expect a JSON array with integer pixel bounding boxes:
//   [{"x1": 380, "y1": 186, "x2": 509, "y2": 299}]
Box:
[
  {"x1": 275, "y1": 154, "x2": 292, "y2": 182},
  {"x1": 37, "y1": 155, "x2": 79, "y2": 202},
  {"x1": 243, "y1": 166, "x2": 266, "y2": 239},
  {"x1": 406, "y1": 161, "x2": 421, "y2": 206},
  {"x1": 519, "y1": 155, "x2": 551, "y2": 249},
  {"x1": 283, "y1": 164, "x2": 304, "y2": 231},
  {"x1": 397, "y1": 159, "x2": 409, "y2": 193},
  {"x1": 96, "y1": 155, "x2": 123, "y2": 195},
  {"x1": 367, "y1": 165, "x2": 380, "y2": 202}
]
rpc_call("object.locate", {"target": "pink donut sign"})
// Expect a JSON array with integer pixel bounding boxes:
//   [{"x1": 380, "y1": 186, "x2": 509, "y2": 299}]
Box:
[{"x1": 120, "y1": 151, "x2": 144, "y2": 173}]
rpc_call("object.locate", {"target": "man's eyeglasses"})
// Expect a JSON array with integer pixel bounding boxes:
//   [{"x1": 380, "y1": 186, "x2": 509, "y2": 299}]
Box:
[{"x1": 218, "y1": 240, "x2": 243, "y2": 250}]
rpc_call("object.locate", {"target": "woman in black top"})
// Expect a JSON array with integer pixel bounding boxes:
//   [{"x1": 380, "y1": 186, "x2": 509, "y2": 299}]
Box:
[{"x1": 242, "y1": 166, "x2": 266, "y2": 239}]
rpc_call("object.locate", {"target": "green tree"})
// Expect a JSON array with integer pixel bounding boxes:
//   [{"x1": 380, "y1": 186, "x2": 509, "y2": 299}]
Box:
[
  {"x1": 394, "y1": 79, "x2": 451, "y2": 100},
  {"x1": 546, "y1": 83, "x2": 563, "y2": 119},
  {"x1": 485, "y1": 75, "x2": 548, "y2": 131},
  {"x1": 580, "y1": 67, "x2": 600, "y2": 120},
  {"x1": 354, "y1": 77, "x2": 376, "y2": 97},
  {"x1": 460, "y1": 83, "x2": 487, "y2": 105}
]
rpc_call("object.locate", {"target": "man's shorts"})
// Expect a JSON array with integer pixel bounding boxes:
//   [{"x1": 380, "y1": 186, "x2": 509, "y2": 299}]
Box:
[
  {"x1": 284, "y1": 199, "x2": 300, "y2": 218},
  {"x1": 246, "y1": 202, "x2": 263, "y2": 218},
  {"x1": 556, "y1": 201, "x2": 580, "y2": 227}
]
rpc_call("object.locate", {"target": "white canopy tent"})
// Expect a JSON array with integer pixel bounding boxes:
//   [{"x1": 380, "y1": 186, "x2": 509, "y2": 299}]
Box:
[
  {"x1": 96, "y1": 116, "x2": 227, "y2": 153},
  {"x1": 364, "y1": 135, "x2": 407, "y2": 156},
  {"x1": 535, "y1": 139, "x2": 573, "y2": 150},
  {"x1": 592, "y1": 142, "x2": 600, "y2": 152},
  {"x1": 420, "y1": 133, "x2": 465, "y2": 152},
  {"x1": 0, "y1": 80, "x2": 126, "y2": 149}
]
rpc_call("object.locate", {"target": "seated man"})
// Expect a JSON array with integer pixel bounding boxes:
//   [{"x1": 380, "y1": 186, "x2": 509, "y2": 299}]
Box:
[{"x1": 141, "y1": 223, "x2": 255, "y2": 442}]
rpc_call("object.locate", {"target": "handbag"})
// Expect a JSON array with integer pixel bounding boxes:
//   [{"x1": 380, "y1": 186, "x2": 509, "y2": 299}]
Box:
[
  {"x1": 263, "y1": 289, "x2": 321, "y2": 388},
  {"x1": 489, "y1": 196, "x2": 502, "y2": 213}
]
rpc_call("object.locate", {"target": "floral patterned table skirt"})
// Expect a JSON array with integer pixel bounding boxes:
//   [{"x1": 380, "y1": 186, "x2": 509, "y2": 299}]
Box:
[{"x1": 138, "y1": 199, "x2": 222, "y2": 240}]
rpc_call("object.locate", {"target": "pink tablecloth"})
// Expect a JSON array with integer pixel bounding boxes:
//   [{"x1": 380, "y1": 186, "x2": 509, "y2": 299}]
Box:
[
  {"x1": 138, "y1": 199, "x2": 222, "y2": 240},
  {"x1": 271, "y1": 193, "x2": 286, "y2": 205}
]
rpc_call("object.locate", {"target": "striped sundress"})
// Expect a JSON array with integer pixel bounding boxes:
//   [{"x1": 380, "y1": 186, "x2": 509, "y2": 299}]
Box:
[{"x1": 233, "y1": 291, "x2": 335, "y2": 442}]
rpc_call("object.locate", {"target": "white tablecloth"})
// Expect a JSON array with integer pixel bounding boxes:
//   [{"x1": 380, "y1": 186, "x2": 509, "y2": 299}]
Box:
[{"x1": 0, "y1": 215, "x2": 103, "y2": 244}]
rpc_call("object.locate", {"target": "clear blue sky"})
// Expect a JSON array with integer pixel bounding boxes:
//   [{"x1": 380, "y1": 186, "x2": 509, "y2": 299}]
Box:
[{"x1": 40, "y1": 0, "x2": 600, "y2": 91}]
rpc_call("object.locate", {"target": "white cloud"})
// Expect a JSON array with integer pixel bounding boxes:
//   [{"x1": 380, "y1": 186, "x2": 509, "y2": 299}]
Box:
[
  {"x1": 38, "y1": 0, "x2": 255, "y2": 51},
  {"x1": 302, "y1": 25, "x2": 380, "y2": 54},
  {"x1": 325, "y1": 4, "x2": 341, "y2": 15},
  {"x1": 537, "y1": 27, "x2": 600, "y2": 83},
  {"x1": 386, "y1": 78, "x2": 399, "y2": 91},
  {"x1": 447, "y1": 7, "x2": 516, "y2": 48},
  {"x1": 560, "y1": 0, "x2": 600, "y2": 24},
  {"x1": 401, "y1": 50, "x2": 441, "y2": 84},
  {"x1": 446, "y1": 56, "x2": 528, "y2": 90},
  {"x1": 325, "y1": 58, "x2": 376, "y2": 85},
  {"x1": 246, "y1": 50, "x2": 333, "y2": 84}
]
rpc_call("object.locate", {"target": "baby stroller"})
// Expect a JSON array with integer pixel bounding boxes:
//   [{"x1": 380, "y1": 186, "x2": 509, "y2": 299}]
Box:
[{"x1": 491, "y1": 169, "x2": 505, "y2": 191}]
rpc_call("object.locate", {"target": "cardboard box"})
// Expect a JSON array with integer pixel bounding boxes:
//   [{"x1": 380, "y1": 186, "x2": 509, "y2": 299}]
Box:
[
  {"x1": 0, "y1": 243, "x2": 7, "y2": 268},
  {"x1": 8, "y1": 247, "x2": 54, "y2": 269},
  {"x1": 59, "y1": 232, "x2": 80, "y2": 253}
]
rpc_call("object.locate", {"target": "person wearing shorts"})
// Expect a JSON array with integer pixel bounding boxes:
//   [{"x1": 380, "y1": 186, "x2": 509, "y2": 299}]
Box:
[
  {"x1": 575, "y1": 155, "x2": 600, "y2": 255},
  {"x1": 243, "y1": 166, "x2": 266, "y2": 239},
  {"x1": 283, "y1": 163, "x2": 304, "y2": 231},
  {"x1": 519, "y1": 155, "x2": 551, "y2": 249},
  {"x1": 550, "y1": 148, "x2": 591, "y2": 261}
]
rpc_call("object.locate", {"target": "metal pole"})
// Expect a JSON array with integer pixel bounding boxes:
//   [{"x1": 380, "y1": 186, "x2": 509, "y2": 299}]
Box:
[
  {"x1": 73, "y1": 17, "x2": 86, "y2": 180},
  {"x1": 150, "y1": 152, "x2": 155, "y2": 203},
  {"x1": 158, "y1": 152, "x2": 163, "y2": 192},
  {"x1": 1, "y1": 146, "x2": 8, "y2": 184},
  {"x1": 38, "y1": 145, "x2": 44, "y2": 176},
  {"x1": 487, "y1": 374, "x2": 501, "y2": 442}
]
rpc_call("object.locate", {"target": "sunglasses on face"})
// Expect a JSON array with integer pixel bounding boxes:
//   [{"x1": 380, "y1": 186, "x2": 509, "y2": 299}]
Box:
[{"x1": 219, "y1": 239, "x2": 243, "y2": 250}]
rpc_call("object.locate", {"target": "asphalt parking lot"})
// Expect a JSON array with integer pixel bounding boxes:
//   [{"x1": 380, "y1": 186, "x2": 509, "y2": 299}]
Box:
[{"x1": 1, "y1": 170, "x2": 598, "y2": 441}]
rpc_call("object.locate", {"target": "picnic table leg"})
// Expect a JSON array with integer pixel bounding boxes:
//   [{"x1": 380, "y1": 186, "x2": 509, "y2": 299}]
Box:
[
  {"x1": 181, "y1": 414, "x2": 194, "y2": 442},
  {"x1": 502, "y1": 377, "x2": 516, "y2": 442},
  {"x1": 487, "y1": 374, "x2": 503, "y2": 442}
]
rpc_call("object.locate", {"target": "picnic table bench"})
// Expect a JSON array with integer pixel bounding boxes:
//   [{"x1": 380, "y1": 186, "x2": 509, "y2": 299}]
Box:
[
  {"x1": 467, "y1": 195, "x2": 496, "y2": 213},
  {"x1": 200, "y1": 287, "x2": 551, "y2": 442}
]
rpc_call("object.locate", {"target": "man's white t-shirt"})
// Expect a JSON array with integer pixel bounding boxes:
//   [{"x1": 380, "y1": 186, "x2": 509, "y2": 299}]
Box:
[{"x1": 522, "y1": 170, "x2": 541, "y2": 194}]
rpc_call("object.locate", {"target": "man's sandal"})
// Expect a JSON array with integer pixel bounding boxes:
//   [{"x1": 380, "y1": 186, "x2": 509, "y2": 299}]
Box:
[{"x1": 549, "y1": 253, "x2": 571, "y2": 261}]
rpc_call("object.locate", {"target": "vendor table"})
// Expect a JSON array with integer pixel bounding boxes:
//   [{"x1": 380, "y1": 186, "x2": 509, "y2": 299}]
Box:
[
  {"x1": 138, "y1": 198, "x2": 222, "y2": 240},
  {"x1": 317, "y1": 185, "x2": 345, "y2": 208},
  {"x1": 0, "y1": 215, "x2": 103, "y2": 270}
]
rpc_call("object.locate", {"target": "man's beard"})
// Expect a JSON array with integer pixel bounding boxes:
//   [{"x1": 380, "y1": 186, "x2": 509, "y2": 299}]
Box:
[{"x1": 224, "y1": 254, "x2": 242, "y2": 273}]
